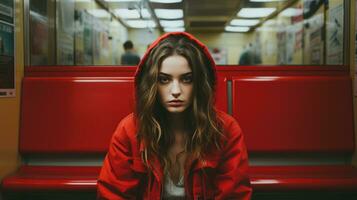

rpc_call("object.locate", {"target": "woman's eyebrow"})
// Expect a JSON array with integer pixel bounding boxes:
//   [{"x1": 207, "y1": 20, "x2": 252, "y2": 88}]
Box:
[
  {"x1": 159, "y1": 72, "x2": 192, "y2": 77},
  {"x1": 181, "y1": 72, "x2": 193, "y2": 76},
  {"x1": 159, "y1": 72, "x2": 171, "y2": 77}
]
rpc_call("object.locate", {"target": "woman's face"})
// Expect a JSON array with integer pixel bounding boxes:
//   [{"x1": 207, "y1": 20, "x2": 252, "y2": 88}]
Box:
[{"x1": 157, "y1": 55, "x2": 193, "y2": 113}]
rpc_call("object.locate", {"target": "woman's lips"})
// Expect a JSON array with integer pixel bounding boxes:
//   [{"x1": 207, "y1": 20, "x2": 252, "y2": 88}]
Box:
[{"x1": 168, "y1": 100, "x2": 184, "y2": 107}]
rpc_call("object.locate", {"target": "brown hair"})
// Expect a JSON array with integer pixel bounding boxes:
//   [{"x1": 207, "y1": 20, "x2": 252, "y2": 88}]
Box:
[{"x1": 135, "y1": 34, "x2": 224, "y2": 171}]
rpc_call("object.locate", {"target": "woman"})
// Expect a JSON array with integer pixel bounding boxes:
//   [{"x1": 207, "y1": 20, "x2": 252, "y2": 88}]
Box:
[{"x1": 97, "y1": 32, "x2": 252, "y2": 199}]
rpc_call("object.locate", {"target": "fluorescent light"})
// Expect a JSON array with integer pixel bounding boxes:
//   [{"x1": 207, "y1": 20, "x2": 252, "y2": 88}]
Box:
[
  {"x1": 104, "y1": 0, "x2": 140, "y2": 2},
  {"x1": 160, "y1": 20, "x2": 184, "y2": 27},
  {"x1": 75, "y1": 0, "x2": 91, "y2": 2},
  {"x1": 150, "y1": 0, "x2": 182, "y2": 3},
  {"x1": 225, "y1": 26, "x2": 250, "y2": 32},
  {"x1": 115, "y1": 9, "x2": 139, "y2": 19},
  {"x1": 154, "y1": 9, "x2": 183, "y2": 19},
  {"x1": 230, "y1": 19, "x2": 260, "y2": 26},
  {"x1": 280, "y1": 8, "x2": 303, "y2": 17},
  {"x1": 87, "y1": 9, "x2": 110, "y2": 18},
  {"x1": 238, "y1": 8, "x2": 276, "y2": 18},
  {"x1": 250, "y1": 0, "x2": 286, "y2": 2},
  {"x1": 126, "y1": 20, "x2": 156, "y2": 28},
  {"x1": 114, "y1": 9, "x2": 151, "y2": 19},
  {"x1": 140, "y1": 9, "x2": 151, "y2": 18},
  {"x1": 164, "y1": 27, "x2": 185, "y2": 32}
]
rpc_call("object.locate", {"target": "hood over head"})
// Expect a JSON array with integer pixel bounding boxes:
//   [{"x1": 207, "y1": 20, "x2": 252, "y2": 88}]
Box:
[{"x1": 135, "y1": 32, "x2": 217, "y2": 90}]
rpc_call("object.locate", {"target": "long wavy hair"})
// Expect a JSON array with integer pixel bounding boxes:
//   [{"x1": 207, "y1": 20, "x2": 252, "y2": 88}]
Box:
[{"x1": 135, "y1": 34, "x2": 224, "y2": 171}]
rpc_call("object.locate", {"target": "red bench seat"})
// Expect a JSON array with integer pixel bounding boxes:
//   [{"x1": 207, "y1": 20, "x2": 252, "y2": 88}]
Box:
[
  {"x1": 2, "y1": 166, "x2": 100, "y2": 191},
  {"x1": 4, "y1": 165, "x2": 357, "y2": 192},
  {"x1": 250, "y1": 165, "x2": 357, "y2": 191}
]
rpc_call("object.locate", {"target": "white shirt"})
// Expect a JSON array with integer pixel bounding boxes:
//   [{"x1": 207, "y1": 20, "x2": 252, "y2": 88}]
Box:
[{"x1": 164, "y1": 173, "x2": 185, "y2": 199}]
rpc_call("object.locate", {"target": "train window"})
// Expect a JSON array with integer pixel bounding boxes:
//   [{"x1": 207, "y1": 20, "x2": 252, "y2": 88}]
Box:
[
  {"x1": 29, "y1": 0, "x2": 55, "y2": 65},
  {"x1": 26, "y1": 0, "x2": 347, "y2": 66}
]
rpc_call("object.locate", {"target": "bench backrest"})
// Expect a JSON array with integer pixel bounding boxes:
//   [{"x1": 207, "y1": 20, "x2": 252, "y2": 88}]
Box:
[
  {"x1": 19, "y1": 75, "x2": 227, "y2": 154},
  {"x1": 20, "y1": 77, "x2": 135, "y2": 154},
  {"x1": 232, "y1": 75, "x2": 354, "y2": 153},
  {"x1": 19, "y1": 68, "x2": 355, "y2": 157}
]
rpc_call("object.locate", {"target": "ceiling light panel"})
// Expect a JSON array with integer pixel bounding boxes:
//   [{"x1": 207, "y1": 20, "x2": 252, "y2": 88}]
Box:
[
  {"x1": 140, "y1": 9, "x2": 151, "y2": 18},
  {"x1": 150, "y1": 0, "x2": 182, "y2": 3},
  {"x1": 250, "y1": 0, "x2": 286, "y2": 2},
  {"x1": 75, "y1": 0, "x2": 92, "y2": 2},
  {"x1": 104, "y1": 0, "x2": 141, "y2": 2},
  {"x1": 230, "y1": 19, "x2": 260, "y2": 26},
  {"x1": 115, "y1": 9, "x2": 139, "y2": 19},
  {"x1": 160, "y1": 20, "x2": 184, "y2": 27},
  {"x1": 238, "y1": 8, "x2": 276, "y2": 18},
  {"x1": 114, "y1": 9, "x2": 151, "y2": 19},
  {"x1": 154, "y1": 9, "x2": 183, "y2": 19},
  {"x1": 126, "y1": 20, "x2": 156, "y2": 28},
  {"x1": 225, "y1": 26, "x2": 250, "y2": 32},
  {"x1": 164, "y1": 27, "x2": 185, "y2": 32}
]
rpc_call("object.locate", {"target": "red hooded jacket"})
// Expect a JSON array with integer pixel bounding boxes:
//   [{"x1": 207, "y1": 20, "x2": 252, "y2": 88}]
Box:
[{"x1": 97, "y1": 32, "x2": 252, "y2": 199}]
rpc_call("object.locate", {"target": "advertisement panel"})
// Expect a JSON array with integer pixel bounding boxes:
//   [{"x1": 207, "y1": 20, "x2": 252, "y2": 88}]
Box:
[{"x1": 0, "y1": 21, "x2": 14, "y2": 97}]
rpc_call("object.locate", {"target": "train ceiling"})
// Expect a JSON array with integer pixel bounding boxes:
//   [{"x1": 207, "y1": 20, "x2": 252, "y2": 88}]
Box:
[{"x1": 95, "y1": 0, "x2": 297, "y2": 32}]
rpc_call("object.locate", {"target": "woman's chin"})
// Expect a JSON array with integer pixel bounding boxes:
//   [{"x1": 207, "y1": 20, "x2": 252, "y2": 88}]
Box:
[{"x1": 165, "y1": 106, "x2": 188, "y2": 113}]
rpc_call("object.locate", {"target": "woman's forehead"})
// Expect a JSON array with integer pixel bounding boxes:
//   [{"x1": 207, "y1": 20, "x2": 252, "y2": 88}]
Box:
[{"x1": 159, "y1": 55, "x2": 192, "y2": 75}]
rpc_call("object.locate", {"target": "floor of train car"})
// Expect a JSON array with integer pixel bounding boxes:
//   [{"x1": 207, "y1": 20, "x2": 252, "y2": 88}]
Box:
[{"x1": 1, "y1": 191, "x2": 357, "y2": 200}]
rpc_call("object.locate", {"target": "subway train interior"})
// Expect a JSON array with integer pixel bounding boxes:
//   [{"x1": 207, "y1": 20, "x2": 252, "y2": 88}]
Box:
[{"x1": 1, "y1": 0, "x2": 357, "y2": 199}]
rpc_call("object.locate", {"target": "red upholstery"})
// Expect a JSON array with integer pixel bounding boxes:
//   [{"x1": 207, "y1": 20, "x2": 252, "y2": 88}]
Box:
[
  {"x1": 3, "y1": 73, "x2": 228, "y2": 192},
  {"x1": 250, "y1": 165, "x2": 357, "y2": 191},
  {"x1": 215, "y1": 75, "x2": 228, "y2": 112},
  {"x1": 20, "y1": 77, "x2": 135, "y2": 154},
  {"x1": 4, "y1": 165, "x2": 357, "y2": 192},
  {"x1": 232, "y1": 75, "x2": 354, "y2": 153},
  {"x1": 2, "y1": 166, "x2": 100, "y2": 191},
  {"x1": 2, "y1": 67, "x2": 357, "y2": 194},
  {"x1": 19, "y1": 76, "x2": 227, "y2": 154}
]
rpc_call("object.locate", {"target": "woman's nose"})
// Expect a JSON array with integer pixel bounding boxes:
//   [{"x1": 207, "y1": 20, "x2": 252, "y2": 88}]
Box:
[{"x1": 171, "y1": 81, "x2": 181, "y2": 98}]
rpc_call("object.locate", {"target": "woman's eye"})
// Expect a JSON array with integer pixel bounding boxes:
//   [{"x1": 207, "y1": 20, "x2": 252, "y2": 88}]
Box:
[
  {"x1": 182, "y1": 76, "x2": 193, "y2": 83},
  {"x1": 158, "y1": 76, "x2": 169, "y2": 84}
]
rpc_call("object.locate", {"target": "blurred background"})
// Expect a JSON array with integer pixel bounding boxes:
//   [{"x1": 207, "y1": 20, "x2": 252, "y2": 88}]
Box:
[{"x1": 26, "y1": 0, "x2": 346, "y2": 66}]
